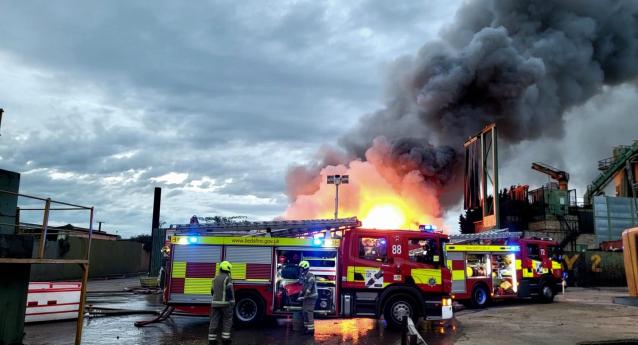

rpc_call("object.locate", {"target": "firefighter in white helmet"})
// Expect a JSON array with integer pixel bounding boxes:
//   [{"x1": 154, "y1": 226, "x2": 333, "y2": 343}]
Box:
[
  {"x1": 298, "y1": 260, "x2": 318, "y2": 334},
  {"x1": 209, "y1": 261, "x2": 235, "y2": 344}
]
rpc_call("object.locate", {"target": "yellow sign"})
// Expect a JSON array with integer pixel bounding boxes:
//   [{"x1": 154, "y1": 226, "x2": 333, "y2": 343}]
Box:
[
  {"x1": 445, "y1": 245, "x2": 520, "y2": 252},
  {"x1": 171, "y1": 236, "x2": 340, "y2": 247},
  {"x1": 411, "y1": 269, "x2": 442, "y2": 286}
]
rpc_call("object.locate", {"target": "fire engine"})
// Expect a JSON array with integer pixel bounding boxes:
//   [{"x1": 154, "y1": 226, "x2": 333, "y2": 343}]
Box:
[
  {"x1": 445, "y1": 230, "x2": 564, "y2": 308},
  {"x1": 159, "y1": 217, "x2": 453, "y2": 328}
]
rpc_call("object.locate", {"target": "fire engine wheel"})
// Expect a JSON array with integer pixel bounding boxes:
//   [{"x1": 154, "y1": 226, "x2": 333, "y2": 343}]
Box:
[
  {"x1": 383, "y1": 295, "x2": 418, "y2": 329},
  {"x1": 538, "y1": 283, "x2": 555, "y2": 303},
  {"x1": 470, "y1": 285, "x2": 489, "y2": 308},
  {"x1": 234, "y1": 293, "x2": 264, "y2": 325}
]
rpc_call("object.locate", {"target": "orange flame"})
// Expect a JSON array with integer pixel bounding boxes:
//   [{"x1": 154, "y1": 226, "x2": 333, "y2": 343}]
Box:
[{"x1": 284, "y1": 138, "x2": 445, "y2": 231}]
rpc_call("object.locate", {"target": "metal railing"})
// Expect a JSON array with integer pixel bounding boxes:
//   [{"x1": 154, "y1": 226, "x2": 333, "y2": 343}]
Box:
[{"x1": 0, "y1": 190, "x2": 93, "y2": 345}]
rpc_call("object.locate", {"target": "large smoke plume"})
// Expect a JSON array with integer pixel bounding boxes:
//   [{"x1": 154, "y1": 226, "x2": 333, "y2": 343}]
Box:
[{"x1": 285, "y1": 0, "x2": 638, "y2": 224}]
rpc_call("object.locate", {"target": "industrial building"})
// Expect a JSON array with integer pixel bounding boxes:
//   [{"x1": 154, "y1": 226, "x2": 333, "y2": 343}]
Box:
[{"x1": 463, "y1": 131, "x2": 637, "y2": 246}]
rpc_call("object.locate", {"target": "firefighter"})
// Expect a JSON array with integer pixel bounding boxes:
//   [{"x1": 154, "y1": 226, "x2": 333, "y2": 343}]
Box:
[
  {"x1": 209, "y1": 261, "x2": 235, "y2": 345},
  {"x1": 298, "y1": 260, "x2": 317, "y2": 334}
]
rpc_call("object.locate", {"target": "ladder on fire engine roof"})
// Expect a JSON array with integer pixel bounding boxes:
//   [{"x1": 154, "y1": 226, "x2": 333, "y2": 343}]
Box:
[
  {"x1": 171, "y1": 217, "x2": 361, "y2": 238},
  {"x1": 449, "y1": 229, "x2": 553, "y2": 244}
]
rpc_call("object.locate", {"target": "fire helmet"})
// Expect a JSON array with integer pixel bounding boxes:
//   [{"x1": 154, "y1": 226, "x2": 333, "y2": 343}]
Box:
[
  {"x1": 220, "y1": 261, "x2": 232, "y2": 272},
  {"x1": 299, "y1": 260, "x2": 310, "y2": 270}
]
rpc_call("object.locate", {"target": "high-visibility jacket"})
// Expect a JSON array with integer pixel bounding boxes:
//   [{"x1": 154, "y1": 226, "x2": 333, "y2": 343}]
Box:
[
  {"x1": 211, "y1": 271, "x2": 235, "y2": 307},
  {"x1": 300, "y1": 271, "x2": 318, "y2": 299}
]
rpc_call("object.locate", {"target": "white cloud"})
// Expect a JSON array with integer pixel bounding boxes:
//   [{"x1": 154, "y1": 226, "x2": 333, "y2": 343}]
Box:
[{"x1": 150, "y1": 172, "x2": 189, "y2": 185}]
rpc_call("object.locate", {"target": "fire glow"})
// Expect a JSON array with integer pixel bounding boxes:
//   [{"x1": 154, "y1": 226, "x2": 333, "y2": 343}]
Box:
[{"x1": 284, "y1": 138, "x2": 445, "y2": 231}]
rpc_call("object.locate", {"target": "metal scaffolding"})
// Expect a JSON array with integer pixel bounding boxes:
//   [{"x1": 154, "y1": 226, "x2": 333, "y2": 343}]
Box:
[{"x1": 0, "y1": 190, "x2": 93, "y2": 345}]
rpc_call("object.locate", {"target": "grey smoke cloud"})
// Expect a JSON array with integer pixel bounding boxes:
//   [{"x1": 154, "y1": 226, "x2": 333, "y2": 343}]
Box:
[{"x1": 293, "y1": 0, "x2": 638, "y2": 205}]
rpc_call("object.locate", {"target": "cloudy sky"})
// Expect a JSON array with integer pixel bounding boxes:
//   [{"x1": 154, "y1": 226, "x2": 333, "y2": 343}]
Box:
[{"x1": 1, "y1": 1, "x2": 636, "y2": 237}]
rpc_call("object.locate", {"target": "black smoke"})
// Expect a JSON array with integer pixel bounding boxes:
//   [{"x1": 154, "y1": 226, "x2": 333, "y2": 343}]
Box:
[{"x1": 290, "y1": 0, "x2": 638, "y2": 205}]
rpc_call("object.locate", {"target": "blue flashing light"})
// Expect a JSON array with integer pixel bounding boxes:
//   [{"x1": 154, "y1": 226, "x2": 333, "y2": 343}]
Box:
[
  {"x1": 313, "y1": 238, "x2": 322, "y2": 246},
  {"x1": 419, "y1": 224, "x2": 436, "y2": 232},
  {"x1": 511, "y1": 245, "x2": 520, "y2": 252},
  {"x1": 188, "y1": 236, "x2": 198, "y2": 244},
  {"x1": 379, "y1": 239, "x2": 387, "y2": 245}
]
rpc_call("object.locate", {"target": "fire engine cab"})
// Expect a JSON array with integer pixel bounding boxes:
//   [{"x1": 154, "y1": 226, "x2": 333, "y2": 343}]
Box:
[
  {"x1": 445, "y1": 230, "x2": 564, "y2": 308},
  {"x1": 161, "y1": 217, "x2": 453, "y2": 328}
]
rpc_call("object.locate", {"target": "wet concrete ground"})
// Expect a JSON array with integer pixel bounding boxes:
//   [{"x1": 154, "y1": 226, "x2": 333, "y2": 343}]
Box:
[
  {"x1": 24, "y1": 294, "x2": 457, "y2": 345},
  {"x1": 22, "y1": 278, "x2": 638, "y2": 345},
  {"x1": 23, "y1": 277, "x2": 457, "y2": 345}
]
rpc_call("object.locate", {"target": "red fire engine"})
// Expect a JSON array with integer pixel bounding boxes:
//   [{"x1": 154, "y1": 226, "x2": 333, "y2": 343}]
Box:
[
  {"x1": 159, "y1": 218, "x2": 453, "y2": 328},
  {"x1": 445, "y1": 230, "x2": 564, "y2": 308}
]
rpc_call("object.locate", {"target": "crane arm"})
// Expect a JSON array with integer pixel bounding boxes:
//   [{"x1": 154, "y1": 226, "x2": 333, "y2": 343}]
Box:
[{"x1": 531, "y1": 162, "x2": 570, "y2": 182}]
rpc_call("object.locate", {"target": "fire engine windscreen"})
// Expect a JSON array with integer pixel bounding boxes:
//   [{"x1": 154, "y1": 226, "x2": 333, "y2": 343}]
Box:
[{"x1": 284, "y1": 0, "x2": 638, "y2": 227}]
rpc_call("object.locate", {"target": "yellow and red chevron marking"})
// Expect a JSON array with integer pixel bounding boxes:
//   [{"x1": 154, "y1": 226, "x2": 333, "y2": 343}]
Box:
[{"x1": 170, "y1": 261, "x2": 271, "y2": 294}]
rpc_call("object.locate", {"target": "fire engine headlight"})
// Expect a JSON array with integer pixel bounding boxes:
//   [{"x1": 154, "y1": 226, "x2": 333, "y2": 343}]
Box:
[
  {"x1": 313, "y1": 238, "x2": 322, "y2": 246},
  {"x1": 442, "y1": 298, "x2": 452, "y2": 307}
]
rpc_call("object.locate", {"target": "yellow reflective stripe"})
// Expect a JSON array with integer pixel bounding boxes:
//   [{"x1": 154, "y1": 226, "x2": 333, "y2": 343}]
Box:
[
  {"x1": 522, "y1": 269, "x2": 534, "y2": 278},
  {"x1": 445, "y1": 245, "x2": 520, "y2": 252},
  {"x1": 172, "y1": 236, "x2": 340, "y2": 247},
  {"x1": 515, "y1": 260, "x2": 522, "y2": 270},
  {"x1": 552, "y1": 261, "x2": 562, "y2": 269},
  {"x1": 446, "y1": 260, "x2": 452, "y2": 269},
  {"x1": 452, "y1": 270, "x2": 465, "y2": 280},
  {"x1": 347, "y1": 266, "x2": 355, "y2": 282},
  {"x1": 172, "y1": 261, "x2": 186, "y2": 278},
  {"x1": 411, "y1": 269, "x2": 442, "y2": 285},
  {"x1": 184, "y1": 278, "x2": 212, "y2": 294},
  {"x1": 230, "y1": 263, "x2": 247, "y2": 280}
]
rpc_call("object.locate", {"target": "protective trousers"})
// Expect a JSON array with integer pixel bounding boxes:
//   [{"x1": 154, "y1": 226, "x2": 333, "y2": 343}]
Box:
[
  {"x1": 209, "y1": 306, "x2": 233, "y2": 342},
  {"x1": 302, "y1": 297, "x2": 317, "y2": 332}
]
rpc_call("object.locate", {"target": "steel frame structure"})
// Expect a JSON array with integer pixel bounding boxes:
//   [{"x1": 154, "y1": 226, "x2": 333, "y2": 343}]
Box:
[
  {"x1": 0, "y1": 190, "x2": 93, "y2": 345},
  {"x1": 464, "y1": 123, "x2": 500, "y2": 231}
]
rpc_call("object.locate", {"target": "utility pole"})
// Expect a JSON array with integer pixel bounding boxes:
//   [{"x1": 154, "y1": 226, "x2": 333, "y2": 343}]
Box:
[
  {"x1": 327, "y1": 175, "x2": 349, "y2": 219},
  {"x1": 0, "y1": 108, "x2": 4, "y2": 136}
]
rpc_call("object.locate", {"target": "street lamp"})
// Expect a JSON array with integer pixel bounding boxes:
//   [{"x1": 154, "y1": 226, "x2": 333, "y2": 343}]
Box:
[{"x1": 327, "y1": 174, "x2": 349, "y2": 219}]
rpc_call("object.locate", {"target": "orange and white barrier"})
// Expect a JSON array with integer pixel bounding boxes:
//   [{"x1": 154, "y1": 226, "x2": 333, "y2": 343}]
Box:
[{"x1": 25, "y1": 282, "x2": 82, "y2": 323}]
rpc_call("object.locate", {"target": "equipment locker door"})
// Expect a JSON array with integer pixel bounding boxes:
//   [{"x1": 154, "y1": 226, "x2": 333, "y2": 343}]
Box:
[{"x1": 169, "y1": 245, "x2": 222, "y2": 304}]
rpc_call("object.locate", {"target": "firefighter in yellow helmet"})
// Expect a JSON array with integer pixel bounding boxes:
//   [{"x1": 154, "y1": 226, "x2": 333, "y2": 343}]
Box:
[
  {"x1": 298, "y1": 260, "x2": 318, "y2": 334},
  {"x1": 209, "y1": 261, "x2": 235, "y2": 345}
]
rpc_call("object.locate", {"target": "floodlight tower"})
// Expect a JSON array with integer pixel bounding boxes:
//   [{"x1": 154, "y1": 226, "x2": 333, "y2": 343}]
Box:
[{"x1": 327, "y1": 174, "x2": 349, "y2": 219}]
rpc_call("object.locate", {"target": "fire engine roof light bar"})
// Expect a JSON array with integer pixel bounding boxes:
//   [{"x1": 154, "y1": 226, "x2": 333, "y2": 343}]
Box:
[{"x1": 419, "y1": 224, "x2": 437, "y2": 232}]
